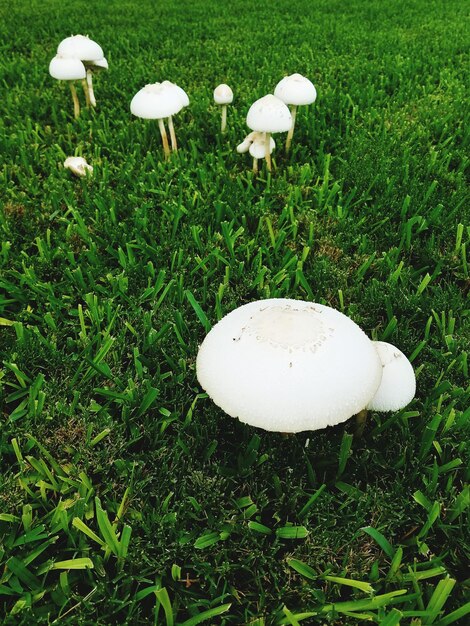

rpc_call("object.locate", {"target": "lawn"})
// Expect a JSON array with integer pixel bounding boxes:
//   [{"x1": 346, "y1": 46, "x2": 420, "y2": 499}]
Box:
[{"x1": 0, "y1": 0, "x2": 469, "y2": 623}]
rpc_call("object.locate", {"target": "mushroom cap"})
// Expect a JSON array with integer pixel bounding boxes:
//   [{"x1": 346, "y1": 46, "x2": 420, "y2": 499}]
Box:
[
  {"x1": 63, "y1": 156, "x2": 93, "y2": 177},
  {"x1": 214, "y1": 84, "x2": 233, "y2": 105},
  {"x1": 367, "y1": 341, "x2": 416, "y2": 412},
  {"x1": 161, "y1": 81, "x2": 189, "y2": 108},
  {"x1": 196, "y1": 299, "x2": 383, "y2": 433},
  {"x1": 236, "y1": 131, "x2": 257, "y2": 154},
  {"x1": 88, "y1": 56, "x2": 108, "y2": 71},
  {"x1": 249, "y1": 133, "x2": 275, "y2": 159},
  {"x1": 130, "y1": 82, "x2": 184, "y2": 119},
  {"x1": 246, "y1": 95, "x2": 292, "y2": 133},
  {"x1": 57, "y1": 35, "x2": 104, "y2": 62},
  {"x1": 274, "y1": 73, "x2": 317, "y2": 106},
  {"x1": 49, "y1": 55, "x2": 86, "y2": 80}
]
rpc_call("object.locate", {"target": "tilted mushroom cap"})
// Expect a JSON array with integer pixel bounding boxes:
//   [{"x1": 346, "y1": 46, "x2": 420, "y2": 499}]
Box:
[
  {"x1": 236, "y1": 131, "x2": 257, "y2": 154},
  {"x1": 196, "y1": 299, "x2": 383, "y2": 433},
  {"x1": 274, "y1": 73, "x2": 317, "y2": 106},
  {"x1": 57, "y1": 35, "x2": 104, "y2": 62},
  {"x1": 63, "y1": 156, "x2": 93, "y2": 177},
  {"x1": 246, "y1": 95, "x2": 292, "y2": 134},
  {"x1": 214, "y1": 84, "x2": 233, "y2": 105},
  {"x1": 249, "y1": 133, "x2": 275, "y2": 159},
  {"x1": 89, "y1": 56, "x2": 108, "y2": 71},
  {"x1": 367, "y1": 341, "x2": 416, "y2": 411},
  {"x1": 161, "y1": 81, "x2": 189, "y2": 108},
  {"x1": 130, "y1": 83, "x2": 184, "y2": 119},
  {"x1": 49, "y1": 55, "x2": 86, "y2": 81}
]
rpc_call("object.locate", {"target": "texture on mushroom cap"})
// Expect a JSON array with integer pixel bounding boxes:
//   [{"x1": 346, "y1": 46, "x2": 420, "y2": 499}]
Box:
[
  {"x1": 49, "y1": 55, "x2": 86, "y2": 80},
  {"x1": 246, "y1": 95, "x2": 292, "y2": 133},
  {"x1": 249, "y1": 134, "x2": 275, "y2": 159},
  {"x1": 57, "y1": 35, "x2": 104, "y2": 61},
  {"x1": 196, "y1": 299, "x2": 383, "y2": 433},
  {"x1": 214, "y1": 84, "x2": 233, "y2": 105},
  {"x1": 130, "y1": 83, "x2": 184, "y2": 119},
  {"x1": 367, "y1": 341, "x2": 416, "y2": 411},
  {"x1": 274, "y1": 73, "x2": 317, "y2": 106}
]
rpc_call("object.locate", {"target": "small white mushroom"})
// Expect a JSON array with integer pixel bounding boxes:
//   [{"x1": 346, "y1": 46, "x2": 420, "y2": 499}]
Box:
[
  {"x1": 57, "y1": 35, "x2": 106, "y2": 108},
  {"x1": 367, "y1": 341, "x2": 416, "y2": 411},
  {"x1": 213, "y1": 84, "x2": 233, "y2": 133},
  {"x1": 236, "y1": 131, "x2": 257, "y2": 154},
  {"x1": 161, "y1": 81, "x2": 189, "y2": 152},
  {"x1": 49, "y1": 55, "x2": 86, "y2": 118},
  {"x1": 130, "y1": 83, "x2": 185, "y2": 159},
  {"x1": 274, "y1": 73, "x2": 317, "y2": 153},
  {"x1": 246, "y1": 95, "x2": 292, "y2": 172},
  {"x1": 64, "y1": 156, "x2": 93, "y2": 177}
]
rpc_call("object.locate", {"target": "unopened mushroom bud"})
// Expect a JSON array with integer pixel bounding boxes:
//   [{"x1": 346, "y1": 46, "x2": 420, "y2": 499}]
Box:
[
  {"x1": 214, "y1": 84, "x2": 233, "y2": 133},
  {"x1": 64, "y1": 156, "x2": 93, "y2": 177},
  {"x1": 49, "y1": 55, "x2": 86, "y2": 119}
]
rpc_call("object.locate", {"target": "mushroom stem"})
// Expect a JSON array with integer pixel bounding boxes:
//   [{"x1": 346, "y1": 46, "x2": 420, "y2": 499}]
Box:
[
  {"x1": 158, "y1": 118, "x2": 171, "y2": 159},
  {"x1": 221, "y1": 104, "x2": 227, "y2": 133},
  {"x1": 354, "y1": 409, "x2": 368, "y2": 438},
  {"x1": 168, "y1": 115, "x2": 178, "y2": 152},
  {"x1": 253, "y1": 157, "x2": 258, "y2": 175},
  {"x1": 81, "y1": 79, "x2": 91, "y2": 107},
  {"x1": 265, "y1": 132, "x2": 272, "y2": 172},
  {"x1": 285, "y1": 104, "x2": 297, "y2": 153},
  {"x1": 86, "y1": 69, "x2": 96, "y2": 107},
  {"x1": 70, "y1": 83, "x2": 80, "y2": 119}
]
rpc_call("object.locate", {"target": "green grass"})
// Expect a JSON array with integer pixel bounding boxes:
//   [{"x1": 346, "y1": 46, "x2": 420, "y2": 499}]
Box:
[{"x1": 0, "y1": 0, "x2": 469, "y2": 623}]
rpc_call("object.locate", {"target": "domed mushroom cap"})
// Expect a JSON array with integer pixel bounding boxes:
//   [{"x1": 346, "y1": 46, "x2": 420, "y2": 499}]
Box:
[
  {"x1": 49, "y1": 55, "x2": 86, "y2": 80},
  {"x1": 214, "y1": 84, "x2": 233, "y2": 105},
  {"x1": 130, "y1": 83, "x2": 184, "y2": 119},
  {"x1": 367, "y1": 341, "x2": 416, "y2": 412},
  {"x1": 57, "y1": 35, "x2": 104, "y2": 62},
  {"x1": 249, "y1": 133, "x2": 275, "y2": 159},
  {"x1": 274, "y1": 73, "x2": 317, "y2": 106},
  {"x1": 196, "y1": 299, "x2": 383, "y2": 433},
  {"x1": 161, "y1": 81, "x2": 189, "y2": 108},
  {"x1": 246, "y1": 95, "x2": 292, "y2": 133}
]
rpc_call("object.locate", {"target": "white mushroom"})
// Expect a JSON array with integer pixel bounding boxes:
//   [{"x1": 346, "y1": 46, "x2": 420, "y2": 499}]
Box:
[
  {"x1": 130, "y1": 83, "x2": 184, "y2": 159},
  {"x1": 57, "y1": 35, "x2": 107, "y2": 108},
  {"x1": 246, "y1": 95, "x2": 292, "y2": 172},
  {"x1": 274, "y1": 73, "x2": 317, "y2": 153},
  {"x1": 236, "y1": 132, "x2": 275, "y2": 174},
  {"x1": 196, "y1": 299, "x2": 384, "y2": 433},
  {"x1": 49, "y1": 55, "x2": 86, "y2": 119},
  {"x1": 213, "y1": 84, "x2": 233, "y2": 133},
  {"x1": 63, "y1": 156, "x2": 93, "y2": 177},
  {"x1": 161, "y1": 81, "x2": 189, "y2": 151},
  {"x1": 367, "y1": 342, "x2": 416, "y2": 411}
]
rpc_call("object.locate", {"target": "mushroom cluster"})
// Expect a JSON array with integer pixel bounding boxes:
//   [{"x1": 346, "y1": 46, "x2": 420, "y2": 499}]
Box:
[
  {"x1": 196, "y1": 299, "x2": 416, "y2": 434},
  {"x1": 49, "y1": 35, "x2": 108, "y2": 118}
]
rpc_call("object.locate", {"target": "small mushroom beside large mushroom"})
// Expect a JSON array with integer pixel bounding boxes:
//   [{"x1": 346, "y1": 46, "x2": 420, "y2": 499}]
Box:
[
  {"x1": 214, "y1": 84, "x2": 233, "y2": 133},
  {"x1": 196, "y1": 299, "x2": 416, "y2": 434}
]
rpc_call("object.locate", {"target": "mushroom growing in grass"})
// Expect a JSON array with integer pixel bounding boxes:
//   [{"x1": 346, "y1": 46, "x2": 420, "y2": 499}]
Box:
[
  {"x1": 57, "y1": 35, "x2": 107, "y2": 108},
  {"x1": 214, "y1": 84, "x2": 233, "y2": 133},
  {"x1": 64, "y1": 156, "x2": 93, "y2": 177},
  {"x1": 246, "y1": 95, "x2": 292, "y2": 172},
  {"x1": 237, "y1": 131, "x2": 275, "y2": 174},
  {"x1": 196, "y1": 299, "x2": 416, "y2": 434},
  {"x1": 130, "y1": 82, "x2": 184, "y2": 159},
  {"x1": 161, "y1": 81, "x2": 189, "y2": 152},
  {"x1": 274, "y1": 73, "x2": 317, "y2": 153},
  {"x1": 49, "y1": 55, "x2": 86, "y2": 118}
]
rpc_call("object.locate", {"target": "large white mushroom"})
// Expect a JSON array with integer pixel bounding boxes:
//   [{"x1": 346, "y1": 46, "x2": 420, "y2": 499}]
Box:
[
  {"x1": 214, "y1": 84, "x2": 233, "y2": 133},
  {"x1": 57, "y1": 35, "x2": 107, "y2": 108},
  {"x1": 130, "y1": 82, "x2": 184, "y2": 159},
  {"x1": 274, "y1": 73, "x2": 317, "y2": 153},
  {"x1": 246, "y1": 95, "x2": 292, "y2": 172},
  {"x1": 196, "y1": 299, "x2": 416, "y2": 434},
  {"x1": 49, "y1": 55, "x2": 86, "y2": 118}
]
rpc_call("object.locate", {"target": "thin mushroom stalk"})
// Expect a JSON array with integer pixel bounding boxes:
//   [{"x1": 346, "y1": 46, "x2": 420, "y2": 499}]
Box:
[
  {"x1": 253, "y1": 157, "x2": 258, "y2": 174},
  {"x1": 81, "y1": 79, "x2": 91, "y2": 107},
  {"x1": 70, "y1": 83, "x2": 80, "y2": 119},
  {"x1": 221, "y1": 104, "x2": 228, "y2": 133},
  {"x1": 86, "y1": 69, "x2": 96, "y2": 107},
  {"x1": 158, "y1": 118, "x2": 171, "y2": 159},
  {"x1": 168, "y1": 115, "x2": 178, "y2": 152},
  {"x1": 285, "y1": 104, "x2": 297, "y2": 153},
  {"x1": 354, "y1": 409, "x2": 368, "y2": 438},
  {"x1": 265, "y1": 132, "x2": 272, "y2": 172}
]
